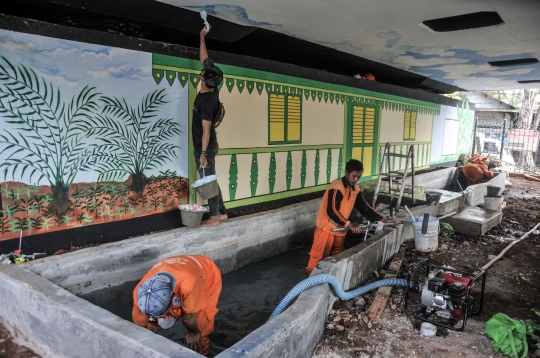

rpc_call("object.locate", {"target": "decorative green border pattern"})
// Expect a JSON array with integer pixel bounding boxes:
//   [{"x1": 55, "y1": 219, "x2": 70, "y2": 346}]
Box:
[{"x1": 152, "y1": 54, "x2": 441, "y2": 115}]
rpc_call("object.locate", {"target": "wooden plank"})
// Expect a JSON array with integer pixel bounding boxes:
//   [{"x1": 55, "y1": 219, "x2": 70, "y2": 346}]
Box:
[{"x1": 367, "y1": 253, "x2": 404, "y2": 320}]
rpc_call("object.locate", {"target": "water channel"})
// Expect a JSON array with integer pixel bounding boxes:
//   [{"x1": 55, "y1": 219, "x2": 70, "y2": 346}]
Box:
[{"x1": 113, "y1": 242, "x2": 313, "y2": 355}]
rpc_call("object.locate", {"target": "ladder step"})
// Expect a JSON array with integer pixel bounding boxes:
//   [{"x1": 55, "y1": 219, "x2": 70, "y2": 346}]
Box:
[
  {"x1": 381, "y1": 173, "x2": 405, "y2": 179},
  {"x1": 380, "y1": 171, "x2": 410, "y2": 178},
  {"x1": 385, "y1": 153, "x2": 410, "y2": 158}
]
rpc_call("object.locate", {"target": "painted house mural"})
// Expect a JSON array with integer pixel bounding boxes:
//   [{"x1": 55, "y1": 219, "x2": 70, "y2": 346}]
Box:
[{"x1": 0, "y1": 27, "x2": 474, "y2": 244}]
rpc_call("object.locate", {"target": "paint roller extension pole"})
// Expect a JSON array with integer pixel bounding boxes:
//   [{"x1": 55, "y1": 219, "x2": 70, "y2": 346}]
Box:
[
  {"x1": 479, "y1": 221, "x2": 540, "y2": 272},
  {"x1": 456, "y1": 180, "x2": 471, "y2": 206}
]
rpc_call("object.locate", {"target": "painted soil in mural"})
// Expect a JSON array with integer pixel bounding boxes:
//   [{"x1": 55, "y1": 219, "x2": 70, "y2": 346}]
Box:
[{"x1": 0, "y1": 174, "x2": 188, "y2": 241}]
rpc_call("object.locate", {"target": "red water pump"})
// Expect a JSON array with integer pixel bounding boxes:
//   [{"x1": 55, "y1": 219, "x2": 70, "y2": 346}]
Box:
[{"x1": 404, "y1": 260, "x2": 486, "y2": 331}]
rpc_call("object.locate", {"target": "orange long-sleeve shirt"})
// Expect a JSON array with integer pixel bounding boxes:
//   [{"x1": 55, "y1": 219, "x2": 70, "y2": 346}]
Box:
[
  {"x1": 132, "y1": 255, "x2": 221, "y2": 329},
  {"x1": 316, "y1": 177, "x2": 382, "y2": 236},
  {"x1": 462, "y1": 163, "x2": 494, "y2": 186}
]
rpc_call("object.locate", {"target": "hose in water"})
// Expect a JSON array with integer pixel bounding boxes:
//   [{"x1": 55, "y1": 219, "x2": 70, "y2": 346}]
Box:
[{"x1": 268, "y1": 274, "x2": 411, "y2": 320}]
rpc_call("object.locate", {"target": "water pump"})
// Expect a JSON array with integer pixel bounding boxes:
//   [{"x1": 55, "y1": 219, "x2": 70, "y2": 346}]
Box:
[{"x1": 404, "y1": 260, "x2": 486, "y2": 331}]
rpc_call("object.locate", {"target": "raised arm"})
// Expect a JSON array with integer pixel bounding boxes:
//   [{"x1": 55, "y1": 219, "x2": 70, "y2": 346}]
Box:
[{"x1": 200, "y1": 26, "x2": 210, "y2": 65}]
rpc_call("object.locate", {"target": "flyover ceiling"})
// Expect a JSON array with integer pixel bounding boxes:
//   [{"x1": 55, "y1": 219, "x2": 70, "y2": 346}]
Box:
[{"x1": 2, "y1": 0, "x2": 540, "y2": 93}]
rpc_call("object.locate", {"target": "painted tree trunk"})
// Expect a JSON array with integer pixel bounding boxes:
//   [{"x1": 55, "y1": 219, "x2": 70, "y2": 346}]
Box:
[
  {"x1": 130, "y1": 172, "x2": 148, "y2": 196},
  {"x1": 50, "y1": 181, "x2": 72, "y2": 217}
]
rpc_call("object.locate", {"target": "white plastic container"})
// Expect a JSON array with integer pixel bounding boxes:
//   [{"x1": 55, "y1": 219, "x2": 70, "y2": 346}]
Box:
[
  {"x1": 412, "y1": 216, "x2": 439, "y2": 252},
  {"x1": 484, "y1": 195, "x2": 504, "y2": 211},
  {"x1": 420, "y1": 322, "x2": 437, "y2": 337}
]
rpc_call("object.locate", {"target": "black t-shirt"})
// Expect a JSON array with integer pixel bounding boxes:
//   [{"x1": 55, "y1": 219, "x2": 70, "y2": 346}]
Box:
[{"x1": 192, "y1": 90, "x2": 219, "y2": 152}]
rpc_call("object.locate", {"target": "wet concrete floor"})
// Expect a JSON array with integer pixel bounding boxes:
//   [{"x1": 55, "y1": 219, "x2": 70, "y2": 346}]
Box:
[{"x1": 113, "y1": 243, "x2": 311, "y2": 354}]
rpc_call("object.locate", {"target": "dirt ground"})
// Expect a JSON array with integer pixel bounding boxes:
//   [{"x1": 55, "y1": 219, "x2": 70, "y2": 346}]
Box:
[
  {"x1": 0, "y1": 324, "x2": 39, "y2": 358},
  {"x1": 313, "y1": 176, "x2": 540, "y2": 358}
]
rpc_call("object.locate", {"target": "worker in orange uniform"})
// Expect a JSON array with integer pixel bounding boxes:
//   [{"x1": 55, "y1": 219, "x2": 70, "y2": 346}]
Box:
[
  {"x1": 306, "y1": 159, "x2": 394, "y2": 275},
  {"x1": 457, "y1": 155, "x2": 494, "y2": 189},
  {"x1": 132, "y1": 255, "x2": 222, "y2": 356},
  {"x1": 362, "y1": 73, "x2": 376, "y2": 81}
]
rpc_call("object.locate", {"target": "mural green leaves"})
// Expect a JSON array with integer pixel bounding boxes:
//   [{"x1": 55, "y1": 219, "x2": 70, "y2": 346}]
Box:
[
  {"x1": 269, "y1": 152, "x2": 276, "y2": 194},
  {"x1": 286, "y1": 151, "x2": 292, "y2": 190},
  {"x1": 250, "y1": 153, "x2": 258, "y2": 197},
  {"x1": 315, "y1": 149, "x2": 320, "y2": 186},
  {"x1": 0, "y1": 56, "x2": 98, "y2": 216},
  {"x1": 301, "y1": 150, "x2": 307, "y2": 188},
  {"x1": 80, "y1": 89, "x2": 180, "y2": 195},
  {"x1": 229, "y1": 154, "x2": 238, "y2": 200}
]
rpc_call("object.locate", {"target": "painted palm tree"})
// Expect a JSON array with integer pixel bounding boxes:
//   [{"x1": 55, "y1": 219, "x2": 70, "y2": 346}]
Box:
[
  {"x1": 0, "y1": 56, "x2": 99, "y2": 217},
  {"x1": 82, "y1": 89, "x2": 181, "y2": 195}
]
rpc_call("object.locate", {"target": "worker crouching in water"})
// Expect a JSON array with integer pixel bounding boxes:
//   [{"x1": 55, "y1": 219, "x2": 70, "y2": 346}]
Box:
[
  {"x1": 306, "y1": 159, "x2": 395, "y2": 275},
  {"x1": 457, "y1": 155, "x2": 494, "y2": 189},
  {"x1": 132, "y1": 255, "x2": 222, "y2": 356}
]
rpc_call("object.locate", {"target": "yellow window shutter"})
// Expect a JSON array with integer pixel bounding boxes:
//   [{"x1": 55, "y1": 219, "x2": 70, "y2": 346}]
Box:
[
  {"x1": 404, "y1": 110, "x2": 411, "y2": 140},
  {"x1": 352, "y1": 106, "x2": 364, "y2": 144},
  {"x1": 410, "y1": 111, "x2": 417, "y2": 140},
  {"x1": 364, "y1": 107, "x2": 375, "y2": 144},
  {"x1": 287, "y1": 95, "x2": 301, "y2": 141},
  {"x1": 269, "y1": 94, "x2": 285, "y2": 142}
]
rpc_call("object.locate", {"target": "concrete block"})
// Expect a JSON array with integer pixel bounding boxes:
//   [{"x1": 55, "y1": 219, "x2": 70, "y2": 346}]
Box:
[
  {"x1": 464, "y1": 172, "x2": 507, "y2": 206},
  {"x1": 441, "y1": 206, "x2": 502, "y2": 236}
]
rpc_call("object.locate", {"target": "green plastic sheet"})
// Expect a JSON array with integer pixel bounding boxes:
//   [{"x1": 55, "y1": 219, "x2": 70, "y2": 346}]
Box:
[{"x1": 485, "y1": 313, "x2": 533, "y2": 358}]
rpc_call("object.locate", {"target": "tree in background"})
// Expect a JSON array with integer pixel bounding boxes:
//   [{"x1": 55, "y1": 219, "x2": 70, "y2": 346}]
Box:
[
  {"x1": 489, "y1": 89, "x2": 523, "y2": 108},
  {"x1": 514, "y1": 89, "x2": 539, "y2": 168}
]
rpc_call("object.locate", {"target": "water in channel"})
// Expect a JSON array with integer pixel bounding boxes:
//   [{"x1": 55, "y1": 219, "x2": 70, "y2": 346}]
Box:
[{"x1": 113, "y1": 243, "x2": 311, "y2": 353}]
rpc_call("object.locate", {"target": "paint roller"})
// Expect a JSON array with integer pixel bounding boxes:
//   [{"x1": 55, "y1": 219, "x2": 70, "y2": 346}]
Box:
[{"x1": 200, "y1": 10, "x2": 210, "y2": 32}]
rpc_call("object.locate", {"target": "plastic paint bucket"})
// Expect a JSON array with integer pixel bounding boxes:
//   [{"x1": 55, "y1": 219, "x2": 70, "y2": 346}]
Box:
[
  {"x1": 484, "y1": 195, "x2": 503, "y2": 211},
  {"x1": 180, "y1": 207, "x2": 207, "y2": 227},
  {"x1": 424, "y1": 191, "x2": 442, "y2": 206},
  {"x1": 486, "y1": 186, "x2": 501, "y2": 197},
  {"x1": 191, "y1": 175, "x2": 219, "y2": 199},
  {"x1": 412, "y1": 216, "x2": 439, "y2": 252}
]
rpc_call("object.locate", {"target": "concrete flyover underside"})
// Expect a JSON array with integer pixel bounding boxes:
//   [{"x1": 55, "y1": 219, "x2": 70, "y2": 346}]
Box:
[{"x1": 0, "y1": 169, "x2": 505, "y2": 357}]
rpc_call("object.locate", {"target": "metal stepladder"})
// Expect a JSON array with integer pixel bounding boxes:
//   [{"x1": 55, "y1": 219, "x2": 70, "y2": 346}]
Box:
[{"x1": 372, "y1": 143, "x2": 416, "y2": 210}]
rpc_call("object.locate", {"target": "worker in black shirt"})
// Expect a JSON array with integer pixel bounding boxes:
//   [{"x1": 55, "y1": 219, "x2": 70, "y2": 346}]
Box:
[{"x1": 192, "y1": 24, "x2": 227, "y2": 227}]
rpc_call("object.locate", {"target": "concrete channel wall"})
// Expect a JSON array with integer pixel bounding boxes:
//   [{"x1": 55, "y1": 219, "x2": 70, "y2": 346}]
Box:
[
  {"x1": 217, "y1": 225, "x2": 408, "y2": 358},
  {"x1": 0, "y1": 202, "x2": 433, "y2": 358},
  {"x1": 0, "y1": 167, "x2": 504, "y2": 358},
  {"x1": 23, "y1": 200, "x2": 319, "y2": 310}
]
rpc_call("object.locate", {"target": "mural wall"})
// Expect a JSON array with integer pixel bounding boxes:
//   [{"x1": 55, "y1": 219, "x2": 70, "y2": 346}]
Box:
[
  {"x1": 430, "y1": 102, "x2": 475, "y2": 164},
  {"x1": 152, "y1": 54, "x2": 443, "y2": 209},
  {"x1": 0, "y1": 27, "x2": 473, "y2": 242},
  {"x1": 0, "y1": 30, "x2": 189, "y2": 241}
]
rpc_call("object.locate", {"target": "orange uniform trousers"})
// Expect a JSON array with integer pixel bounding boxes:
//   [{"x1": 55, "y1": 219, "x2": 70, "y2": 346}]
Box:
[
  {"x1": 306, "y1": 228, "x2": 345, "y2": 275},
  {"x1": 195, "y1": 286, "x2": 220, "y2": 356}
]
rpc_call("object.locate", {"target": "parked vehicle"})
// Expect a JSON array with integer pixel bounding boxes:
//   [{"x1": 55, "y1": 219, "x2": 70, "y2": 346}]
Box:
[{"x1": 480, "y1": 138, "x2": 516, "y2": 166}]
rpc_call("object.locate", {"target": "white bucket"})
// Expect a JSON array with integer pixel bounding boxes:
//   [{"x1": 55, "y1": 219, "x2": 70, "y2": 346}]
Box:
[
  {"x1": 484, "y1": 195, "x2": 503, "y2": 211},
  {"x1": 412, "y1": 216, "x2": 439, "y2": 252},
  {"x1": 420, "y1": 322, "x2": 437, "y2": 337}
]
